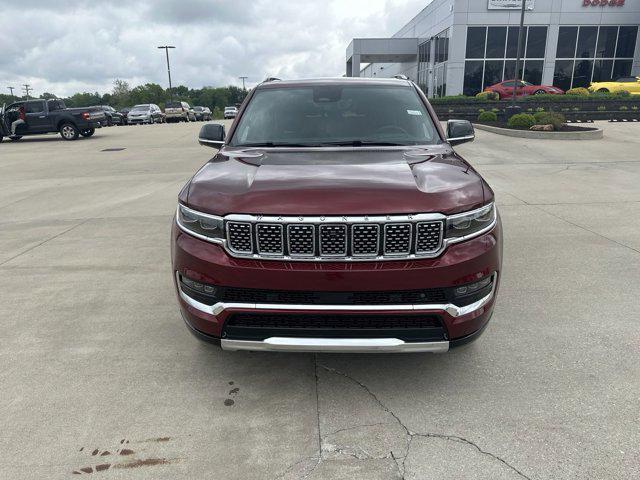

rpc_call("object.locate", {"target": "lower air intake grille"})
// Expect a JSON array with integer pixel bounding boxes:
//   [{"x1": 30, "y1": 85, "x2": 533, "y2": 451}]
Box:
[{"x1": 224, "y1": 313, "x2": 447, "y2": 342}]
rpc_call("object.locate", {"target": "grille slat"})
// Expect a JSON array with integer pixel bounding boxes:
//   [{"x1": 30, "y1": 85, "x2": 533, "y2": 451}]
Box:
[
  {"x1": 227, "y1": 222, "x2": 253, "y2": 253},
  {"x1": 224, "y1": 217, "x2": 444, "y2": 260},
  {"x1": 384, "y1": 223, "x2": 412, "y2": 255},
  {"x1": 416, "y1": 222, "x2": 443, "y2": 254},
  {"x1": 319, "y1": 225, "x2": 347, "y2": 256},
  {"x1": 288, "y1": 224, "x2": 315, "y2": 256},
  {"x1": 256, "y1": 224, "x2": 284, "y2": 255}
]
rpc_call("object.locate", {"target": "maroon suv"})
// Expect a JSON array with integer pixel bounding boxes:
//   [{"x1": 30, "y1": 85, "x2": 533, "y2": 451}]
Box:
[{"x1": 172, "y1": 78, "x2": 502, "y2": 353}]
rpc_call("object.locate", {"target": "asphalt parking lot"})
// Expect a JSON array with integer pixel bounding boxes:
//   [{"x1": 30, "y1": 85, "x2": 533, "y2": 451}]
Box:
[{"x1": 1, "y1": 121, "x2": 639, "y2": 479}]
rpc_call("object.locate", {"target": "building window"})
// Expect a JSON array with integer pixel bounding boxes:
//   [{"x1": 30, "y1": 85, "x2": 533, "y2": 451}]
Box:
[
  {"x1": 553, "y1": 60, "x2": 574, "y2": 91},
  {"x1": 463, "y1": 61, "x2": 484, "y2": 97},
  {"x1": 463, "y1": 25, "x2": 547, "y2": 95},
  {"x1": 554, "y1": 25, "x2": 638, "y2": 89},
  {"x1": 486, "y1": 27, "x2": 507, "y2": 58},
  {"x1": 466, "y1": 27, "x2": 486, "y2": 59},
  {"x1": 419, "y1": 28, "x2": 450, "y2": 97},
  {"x1": 556, "y1": 27, "x2": 578, "y2": 58}
]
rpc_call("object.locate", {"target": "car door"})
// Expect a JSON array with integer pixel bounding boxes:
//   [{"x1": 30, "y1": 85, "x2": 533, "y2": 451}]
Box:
[{"x1": 24, "y1": 100, "x2": 51, "y2": 133}]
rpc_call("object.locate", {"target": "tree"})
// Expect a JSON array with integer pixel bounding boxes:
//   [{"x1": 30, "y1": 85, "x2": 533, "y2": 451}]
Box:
[
  {"x1": 39, "y1": 92, "x2": 57, "y2": 100},
  {"x1": 111, "y1": 79, "x2": 131, "y2": 108}
]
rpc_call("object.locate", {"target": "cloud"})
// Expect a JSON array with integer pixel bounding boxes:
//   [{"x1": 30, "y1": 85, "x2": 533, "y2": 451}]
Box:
[{"x1": 0, "y1": 0, "x2": 429, "y2": 97}]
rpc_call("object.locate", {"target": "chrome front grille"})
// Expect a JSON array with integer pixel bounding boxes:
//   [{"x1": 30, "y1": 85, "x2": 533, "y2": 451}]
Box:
[{"x1": 224, "y1": 214, "x2": 445, "y2": 261}]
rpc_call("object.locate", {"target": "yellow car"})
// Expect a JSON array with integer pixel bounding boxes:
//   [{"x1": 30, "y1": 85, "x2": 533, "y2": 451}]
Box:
[{"x1": 589, "y1": 76, "x2": 640, "y2": 94}]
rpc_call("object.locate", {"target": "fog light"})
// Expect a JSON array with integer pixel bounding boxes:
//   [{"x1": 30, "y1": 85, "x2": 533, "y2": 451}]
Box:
[
  {"x1": 454, "y1": 276, "x2": 492, "y2": 298},
  {"x1": 180, "y1": 275, "x2": 218, "y2": 296}
]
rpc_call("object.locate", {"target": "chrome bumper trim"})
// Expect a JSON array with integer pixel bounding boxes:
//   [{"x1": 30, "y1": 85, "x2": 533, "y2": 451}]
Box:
[
  {"x1": 221, "y1": 337, "x2": 450, "y2": 353},
  {"x1": 176, "y1": 272, "x2": 497, "y2": 318}
]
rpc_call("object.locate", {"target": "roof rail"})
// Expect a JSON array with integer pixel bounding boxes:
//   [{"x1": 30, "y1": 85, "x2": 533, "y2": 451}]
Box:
[
  {"x1": 393, "y1": 74, "x2": 410, "y2": 80},
  {"x1": 263, "y1": 77, "x2": 281, "y2": 83}
]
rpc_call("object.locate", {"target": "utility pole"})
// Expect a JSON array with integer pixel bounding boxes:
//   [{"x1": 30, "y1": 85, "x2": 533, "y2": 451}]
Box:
[
  {"x1": 511, "y1": 0, "x2": 527, "y2": 109},
  {"x1": 239, "y1": 76, "x2": 248, "y2": 91},
  {"x1": 157, "y1": 46, "x2": 176, "y2": 102},
  {"x1": 7, "y1": 86, "x2": 15, "y2": 99},
  {"x1": 23, "y1": 84, "x2": 32, "y2": 100}
]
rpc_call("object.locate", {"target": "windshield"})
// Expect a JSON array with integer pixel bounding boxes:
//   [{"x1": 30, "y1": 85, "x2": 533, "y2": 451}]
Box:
[
  {"x1": 131, "y1": 105, "x2": 149, "y2": 112},
  {"x1": 229, "y1": 85, "x2": 440, "y2": 147},
  {"x1": 166, "y1": 102, "x2": 182, "y2": 108}
]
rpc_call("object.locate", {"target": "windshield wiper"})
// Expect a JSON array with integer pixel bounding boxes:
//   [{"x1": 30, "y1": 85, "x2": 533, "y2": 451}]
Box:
[
  {"x1": 319, "y1": 140, "x2": 410, "y2": 147},
  {"x1": 234, "y1": 142, "x2": 325, "y2": 148}
]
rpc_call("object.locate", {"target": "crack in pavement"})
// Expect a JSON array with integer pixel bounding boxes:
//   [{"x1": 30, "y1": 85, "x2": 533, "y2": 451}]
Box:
[{"x1": 318, "y1": 364, "x2": 533, "y2": 480}]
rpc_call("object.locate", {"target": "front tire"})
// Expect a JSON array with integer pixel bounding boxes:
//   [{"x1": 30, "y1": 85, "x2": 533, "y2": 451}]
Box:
[
  {"x1": 598, "y1": 88, "x2": 609, "y2": 93},
  {"x1": 149, "y1": 117, "x2": 154, "y2": 125},
  {"x1": 106, "y1": 116, "x2": 113, "y2": 127},
  {"x1": 534, "y1": 89, "x2": 546, "y2": 95},
  {"x1": 59, "y1": 122, "x2": 80, "y2": 141},
  {"x1": 80, "y1": 128, "x2": 95, "y2": 137}
]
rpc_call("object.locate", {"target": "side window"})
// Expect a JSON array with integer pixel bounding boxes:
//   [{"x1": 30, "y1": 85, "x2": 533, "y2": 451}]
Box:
[
  {"x1": 502, "y1": 81, "x2": 515, "y2": 87},
  {"x1": 25, "y1": 101, "x2": 46, "y2": 114}
]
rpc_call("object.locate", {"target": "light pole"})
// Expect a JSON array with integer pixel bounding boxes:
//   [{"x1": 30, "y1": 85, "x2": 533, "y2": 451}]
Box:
[
  {"x1": 511, "y1": 0, "x2": 527, "y2": 109},
  {"x1": 23, "y1": 84, "x2": 32, "y2": 100},
  {"x1": 239, "y1": 76, "x2": 248, "y2": 91},
  {"x1": 7, "y1": 86, "x2": 15, "y2": 99},
  {"x1": 158, "y1": 46, "x2": 176, "y2": 101}
]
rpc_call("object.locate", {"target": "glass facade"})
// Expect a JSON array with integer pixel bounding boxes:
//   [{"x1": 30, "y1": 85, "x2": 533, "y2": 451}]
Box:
[
  {"x1": 417, "y1": 28, "x2": 450, "y2": 98},
  {"x1": 553, "y1": 25, "x2": 638, "y2": 90},
  {"x1": 463, "y1": 26, "x2": 548, "y2": 96}
]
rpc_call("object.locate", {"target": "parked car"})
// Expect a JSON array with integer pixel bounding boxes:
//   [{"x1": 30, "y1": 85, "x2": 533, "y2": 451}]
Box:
[
  {"x1": 224, "y1": 106, "x2": 238, "y2": 119},
  {"x1": 127, "y1": 104, "x2": 164, "y2": 124},
  {"x1": 172, "y1": 77, "x2": 502, "y2": 353},
  {"x1": 119, "y1": 107, "x2": 131, "y2": 125},
  {"x1": 193, "y1": 106, "x2": 212, "y2": 121},
  {"x1": 589, "y1": 76, "x2": 640, "y2": 94},
  {"x1": 484, "y1": 80, "x2": 564, "y2": 99},
  {"x1": 93, "y1": 105, "x2": 124, "y2": 126},
  {"x1": 165, "y1": 101, "x2": 192, "y2": 122},
  {"x1": 0, "y1": 99, "x2": 105, "y2": 142}
]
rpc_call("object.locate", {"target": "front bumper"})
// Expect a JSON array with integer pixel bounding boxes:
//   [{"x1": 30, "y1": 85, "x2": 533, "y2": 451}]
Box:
[{"x1": 172, "y1": 217, "x2": 502, "y2": 352}]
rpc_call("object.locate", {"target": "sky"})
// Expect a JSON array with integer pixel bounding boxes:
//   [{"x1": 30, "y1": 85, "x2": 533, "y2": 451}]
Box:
[{"x1": 0, "y1": 0, "x2": 430, "y2": 97}]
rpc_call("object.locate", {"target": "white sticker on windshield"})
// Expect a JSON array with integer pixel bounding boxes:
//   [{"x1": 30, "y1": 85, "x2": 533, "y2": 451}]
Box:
[{"x1": 407, "y1": 110, "x2": 422, "y2": 116}]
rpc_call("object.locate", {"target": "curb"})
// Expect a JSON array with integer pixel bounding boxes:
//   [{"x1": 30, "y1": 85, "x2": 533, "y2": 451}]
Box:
[{"x1": 473, "y1": 123, "x2": 604, "y2": 140}]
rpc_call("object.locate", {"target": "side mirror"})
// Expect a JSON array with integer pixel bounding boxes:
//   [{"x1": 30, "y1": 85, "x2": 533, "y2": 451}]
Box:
[
  {"x1": 199, "y1": 123, "x2": 225, "y2": 149},
  {"x1": 447, "y1": 119, "x2": 475, "y2": 146}
]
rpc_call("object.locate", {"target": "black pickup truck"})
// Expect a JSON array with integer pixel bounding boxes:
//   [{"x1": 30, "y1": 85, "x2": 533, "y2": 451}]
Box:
[{"x1": 0, "y1": 99, "x2": 106, "y2": 142}]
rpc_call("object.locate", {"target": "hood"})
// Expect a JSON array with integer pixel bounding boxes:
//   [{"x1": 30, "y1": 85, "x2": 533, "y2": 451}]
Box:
[{"x1": 184, "y1": 146, "x2": 487, "y2": 216}]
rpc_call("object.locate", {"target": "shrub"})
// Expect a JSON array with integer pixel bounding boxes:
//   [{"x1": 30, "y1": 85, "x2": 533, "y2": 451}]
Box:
[
  {"x1": 614, "y1": 90, "x2": 631, "y2": 97},
  {"x1": 533, "y1": 112, "x2": 566, "y2": 130},
  {"x1": 475, "y1": 91, "x2": 499, "y2": 101},
  {"x1": 619, "y1": 105, "x2": 628, "y2": 111},
  {"x1": 535, "y1": 107, "x2": 545, "y2": 112},
  {"x1": 597, "y1": 105, "x2": 606, "y2": 111},
  {"x1": 507, "y1": 113, "x2": 536, "y2": 129},
  {"x1": 491, "y1": 108, "x2": 499, "y2": 112},
  {"x1": 478, "y1": 111, "x2": 498, "y2": 122},
  {"x1": 566, "y1": 87, "x2": 590, "y2": 96}
]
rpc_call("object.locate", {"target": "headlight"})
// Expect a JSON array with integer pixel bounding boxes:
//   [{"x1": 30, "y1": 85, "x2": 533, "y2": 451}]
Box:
[
  {"x1": 445, "y1": 203, "x2": 496, "y2": 241},
  {"x1": 176, "y1": 204, "x2": 224, "y2": 242}
]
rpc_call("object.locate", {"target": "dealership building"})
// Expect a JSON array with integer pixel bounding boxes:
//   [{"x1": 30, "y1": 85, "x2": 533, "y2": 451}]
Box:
[{"x1": 346, "y1": 0, "x2": 640, "y2": 97}]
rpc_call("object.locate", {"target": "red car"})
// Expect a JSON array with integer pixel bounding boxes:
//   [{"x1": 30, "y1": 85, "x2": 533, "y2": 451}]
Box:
[
  {"x1": 484, "y1": 79, "x2": 564, "y2": 99},
  {"x1": 172, "y1": 77, "x2": 502, "y2": 353}
]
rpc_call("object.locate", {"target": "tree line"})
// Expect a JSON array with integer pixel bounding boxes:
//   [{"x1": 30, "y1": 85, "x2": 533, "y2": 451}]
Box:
[{"x1": 0, "y1": 80, "x2": 248, "y2": 119}]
